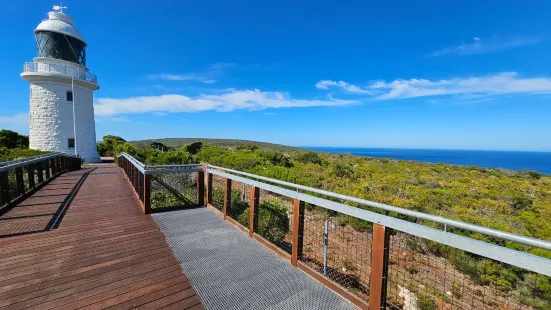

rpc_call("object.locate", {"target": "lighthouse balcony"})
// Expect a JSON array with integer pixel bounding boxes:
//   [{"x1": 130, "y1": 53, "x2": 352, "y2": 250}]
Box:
[{"x1": 23, "y1": 61, "x2": 98, "y2": 84}]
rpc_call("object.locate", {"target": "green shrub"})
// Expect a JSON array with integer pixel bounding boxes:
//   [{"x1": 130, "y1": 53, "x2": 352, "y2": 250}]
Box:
[
  {"x1": 417, "y1": 293, "x2": 438, "y2": 310},
  {"x1": 237, "y1": 199, "x2": 290, "y2": 243},
  {"x1": 150, "y1": 191, "x2": 182, "y2": 209},
  {"x1": 0, "y1": 130, "x2": 29, "y2": 149},
  {"x1": 0, "y1": 147, "x2": 48, "y2": 161},
  {"x1": 184, "y1": 141, "x2": 203, "y2": 154},
  {"x1": 296, "y1": 151, "x2": 323, "y2": 165}
]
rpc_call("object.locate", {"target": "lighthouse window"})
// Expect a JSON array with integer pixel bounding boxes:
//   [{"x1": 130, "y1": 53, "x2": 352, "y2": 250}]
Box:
[
  {"x1": 68, "y1": 138, "x2": 75, "y2": 149},
  {"x1": 66, "y1": 91, "x2": 73, "y2": 102}
]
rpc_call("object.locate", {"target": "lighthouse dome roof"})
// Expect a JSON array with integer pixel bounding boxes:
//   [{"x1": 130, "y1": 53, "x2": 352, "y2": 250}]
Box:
[{"x1": 34, "y1": 11, "x2": 86, "y2": 45}]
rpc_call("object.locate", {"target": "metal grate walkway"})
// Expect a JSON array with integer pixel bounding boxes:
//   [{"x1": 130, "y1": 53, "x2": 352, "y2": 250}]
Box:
[{"x1": 153, "y1": 207, "x2": 358, "y2": 310}]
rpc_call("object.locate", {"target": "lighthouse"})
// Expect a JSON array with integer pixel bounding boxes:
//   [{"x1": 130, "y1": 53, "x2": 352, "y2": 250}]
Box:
[{"x1": 21, "y1": 5, "x2": 101, "y2": 163}]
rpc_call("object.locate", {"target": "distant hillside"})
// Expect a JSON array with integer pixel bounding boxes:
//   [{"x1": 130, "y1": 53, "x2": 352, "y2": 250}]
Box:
[{"x1": 131, "y1": 138, "x2": 304, "y2": 153}]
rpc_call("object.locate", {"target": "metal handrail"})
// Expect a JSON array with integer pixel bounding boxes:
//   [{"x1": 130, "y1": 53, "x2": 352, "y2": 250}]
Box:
[
  {"x1": 23, "y1": 62, "x2": 98, "y2": 84},
  {"x1": 117, "y1": 153, "x2": 202, "y2": 175},
  {"x1": 0, "y1": 152, "x2": 80, "y2": 172},
  {"x1": 207, "y1": 164, "x2": 551, "y2": 251}
]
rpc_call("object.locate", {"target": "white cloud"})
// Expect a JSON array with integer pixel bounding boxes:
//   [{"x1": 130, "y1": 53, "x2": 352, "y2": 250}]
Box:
[
  {"x1": 0, "y1": 113, "x2": 29, "y2": 133},
  {"x1": 147, "y1": 74, "x2": 216, "y2": 84},
  {"x1": 316, "y1": 72, "x2": 551, "y2": 101},
  {"x1": 95, "y1": 89, "x2": 355, "y2": 116},
  {"x1": 315, "y1": 80, "x2": 372, "y2": 94},
  {"x1": 207, "y1": 62, "x2": 237, "y2": 71},
  {"x1": 147, "y1": 62, "x2": 237, "y2": 84},
  {"x1": 369, "y1": 72, "x2": 551, "y2": 100},
  {"x1": 430, "y1": 36, "x2": 541, "y2": 56},
  {"x1": 97, "y1": 72, "x2": 551, "y2": 117}
]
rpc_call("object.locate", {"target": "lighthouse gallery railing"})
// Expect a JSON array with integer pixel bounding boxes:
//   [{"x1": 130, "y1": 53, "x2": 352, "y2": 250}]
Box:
[{"x1": 23, "y1": 62, "x2": 98, "y2": 84}]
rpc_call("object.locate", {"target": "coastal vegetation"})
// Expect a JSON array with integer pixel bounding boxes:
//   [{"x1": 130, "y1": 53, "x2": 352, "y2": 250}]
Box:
[{"x1": 0, "y1": 130, "x2": 46, "y2": 161}]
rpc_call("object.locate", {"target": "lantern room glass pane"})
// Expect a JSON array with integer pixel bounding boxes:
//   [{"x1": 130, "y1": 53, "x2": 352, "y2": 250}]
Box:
[{"x1": 36, "y1": 31, "x2": 86, "y2": 66}]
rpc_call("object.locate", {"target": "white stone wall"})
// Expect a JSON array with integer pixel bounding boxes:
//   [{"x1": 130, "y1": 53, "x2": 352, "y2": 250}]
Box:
[{"x1": 29, "y1": 82, "x2": 101, "y2": 162}]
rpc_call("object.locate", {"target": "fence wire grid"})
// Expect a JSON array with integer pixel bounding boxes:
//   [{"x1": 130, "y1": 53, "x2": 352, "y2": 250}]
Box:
[
  {"x1": 386, "y1": 232, "x2": 550, "y2": 310},
  {"x1": 150, "y1": 172, "x2": 199, "y2": 210}
]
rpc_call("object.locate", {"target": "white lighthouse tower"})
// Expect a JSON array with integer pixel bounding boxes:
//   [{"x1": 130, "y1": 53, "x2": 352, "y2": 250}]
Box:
[{"x1": 21, "y1": 5, "x2": 101, "y2": 163}]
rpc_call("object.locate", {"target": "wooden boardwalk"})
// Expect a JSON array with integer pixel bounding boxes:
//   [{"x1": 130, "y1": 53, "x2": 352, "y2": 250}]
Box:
[{"x1": 0, "y1": 164, "x2": 204, "y2": 310}]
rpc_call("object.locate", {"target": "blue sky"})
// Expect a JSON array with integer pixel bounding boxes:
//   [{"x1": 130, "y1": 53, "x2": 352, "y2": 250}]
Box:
[{"x1": 1, "y1": 0, "x2": 551, "y2": 151}]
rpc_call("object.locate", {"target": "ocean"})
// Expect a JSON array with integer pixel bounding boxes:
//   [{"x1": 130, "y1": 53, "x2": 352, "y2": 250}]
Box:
[{"x1": 304, "y1": 147, "x2": 551, "y2": 175}]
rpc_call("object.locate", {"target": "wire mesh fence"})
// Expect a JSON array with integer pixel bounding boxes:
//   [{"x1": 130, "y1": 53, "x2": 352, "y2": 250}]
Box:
[
  {"x1": 300, "y1": 204, "x2": 373, "y2": 300},
  {"x1": 150, "y1": 172, "x2": 199, "y2": 211},
  {"x1": 227, "y1": 179, "x2": 251, "y2": 229},
  {"x1": 210, "y1": 174, "x2": 225, "y2": 212},
  {"x1": 386, "y1": 231, "x2": 550, "y2": 310},
  {"x1": 256, "y1": 188, "x2": 294, "y2": 254}
]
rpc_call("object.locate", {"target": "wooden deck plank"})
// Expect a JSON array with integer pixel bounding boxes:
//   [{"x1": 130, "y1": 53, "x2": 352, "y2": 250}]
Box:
[
  {"x1": 0, "y1": 164, "x2": 203, "y2": 310},
  {"x1": 104, "y1": 282, "x2": 193, "y2": 310},
  {"x1": 0, "y1": 231, "x2": 165, "y2": 268},
  {"x1": 0, "y1": 261, "x2": 182, "y2": 309},
  {"x1": 0, "y1": 256, "x2": 178, "y2": 303}
]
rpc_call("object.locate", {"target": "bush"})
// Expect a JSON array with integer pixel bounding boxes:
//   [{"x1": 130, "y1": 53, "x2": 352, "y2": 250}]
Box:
[
  {"x1": 237, "y1": 199, "x2": 290, "y2": 243},
  {"x1": 417, "y1": 294, "x2": 438, "y2": 310},
  {"x1": 236, "y1": 143, "x2": 259, "y2": 151},
  {"x1": 151, "y1": 191, "x2": 182, "y2": 209},
  {"x1": 260, "y1": 150, "x2": 293, "y2": 168},
  {"x1": 0, "y1": 147, "x2": 48, "y2": 161},
  {"x1": 0, "y1": 130, "x2": 29, "y2": 149},
  {"x1": 296, "y1": 151, "x2": 323, "y2": 165},
  {"x1": 101, "y1": 135, "x2": 126, "y2": 156},
  {"x1": 149, "y1": 141, "x2": 169, "y2": 152},
  {"x1": 184, "y1": 141, "x2": 203, "y2": 154}
]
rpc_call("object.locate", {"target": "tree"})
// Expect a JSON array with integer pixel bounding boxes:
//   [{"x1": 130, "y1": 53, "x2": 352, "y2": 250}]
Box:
[
  {"x1": 184, "y1": 141, "x2": 203, "y2": 154},
  {"x1": 0, "y1": 130, "x2": 29, "y2": 149},
  {"x1": 101, "y1": 135, "x2": 126, "y2": 156},
  {"x1": 149, "y1": 141, "x2": 169, "y2": 152}
]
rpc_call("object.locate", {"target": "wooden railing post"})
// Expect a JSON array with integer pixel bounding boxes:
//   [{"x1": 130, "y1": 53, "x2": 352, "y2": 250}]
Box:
[
  {"x1": 133, "y1": 166, "x2": 137, "y2": 191},
  {"x1": 144, "y1": 174, "x2": 151, "y2": 214},
  {"x1": 197, "y1": 165, "x2": 205, "y2": 206},
  {"x1": 15, "y1": 167, "x2": 25, "y2": 196},
  {"x1": 368, "y1": 224, "x2": 391, "y2": 310},
  {"x1": 27, "y1": 164, "x2": 35, "y2": 189},
  {"x1": 45, "y1": 159, "x2": 51, "y2": 179},
  {"x1": 207, "y1": 172, "x2": 213, "y2": 206},
  {"x1": 223, "y1": 178, "x2": 231, "y2": 219},
  {"x1": 0, "y1": 171, "x2": 10, "y2": 205},
  {"x1": 249, "y1": 186, "x2": 259, "y2": 237},
  {"x1": 291, "y1": 199, "x2": 305, "y2": 267},
  {"x1": 55, "y1": 156, "x2": 61, "y2": 175},
  {"x1": 37, "y1": 162, "x2": 44, "y2": 184}
]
